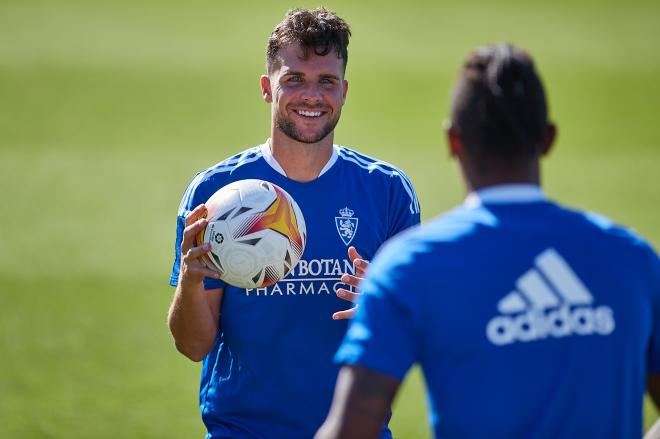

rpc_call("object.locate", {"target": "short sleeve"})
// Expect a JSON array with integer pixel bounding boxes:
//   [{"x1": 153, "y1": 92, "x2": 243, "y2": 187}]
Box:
[
  {"x1": 169, "y1": 213, "x2": 186, "y2": 286},
  {"x1": 169, "y1": 173, "x2": 227, "y2": 290},
  {"x1": 335, "y1": 237, "x2": 422, "y2": 380},
  {"x1": 387, "y1": 170, "x2": 420, "y2": 238},
  {"x1": 647, "y1": 247, "x2": 660, "y2": 372}
]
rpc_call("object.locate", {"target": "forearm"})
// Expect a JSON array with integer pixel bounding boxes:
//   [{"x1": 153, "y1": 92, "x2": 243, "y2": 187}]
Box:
[{"x1": 168, "y1": 280, "x2": 219, "y2": 362}]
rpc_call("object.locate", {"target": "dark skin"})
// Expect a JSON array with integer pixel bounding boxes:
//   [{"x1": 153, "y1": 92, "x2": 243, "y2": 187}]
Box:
[
  {"x1": 316, "y1": 122, "x2": 660, "y2": 438},
  {"x1": 314, "y1": 365, "x2": 399, "y2": 439},
  {"x1": 649, "y1": 376, "x2": 660, "y2": 409},
  {"x1": 447, "y1": 123, "x2": 555, "y2": 192}
]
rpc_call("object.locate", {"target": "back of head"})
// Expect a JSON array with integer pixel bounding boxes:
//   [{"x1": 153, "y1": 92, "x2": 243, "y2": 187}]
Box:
[
  {"x1": 266, "y1": 8, "x2": 351, "y2": 73},
  {"x1": 451, "y1": 44, "x2": 549, "y2": 160}
]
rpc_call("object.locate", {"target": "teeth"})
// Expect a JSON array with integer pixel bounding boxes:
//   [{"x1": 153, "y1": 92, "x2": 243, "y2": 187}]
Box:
[{"x1": 298, "y1": 110, "x2": 322, "y2": 117}]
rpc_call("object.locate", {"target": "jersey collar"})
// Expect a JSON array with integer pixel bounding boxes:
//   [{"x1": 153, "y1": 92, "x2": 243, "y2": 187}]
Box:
[
  {"x1": 260, "y1": 140, "x2": 339, "y2": 178},
  {"x1": 464, "y1": 184, "x2": 546, "y2": 208}
]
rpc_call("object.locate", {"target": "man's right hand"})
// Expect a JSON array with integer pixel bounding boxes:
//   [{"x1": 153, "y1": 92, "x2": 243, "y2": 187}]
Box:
[
  {"x1": 169, "y1": 203, "x2": 224, "y2": 362},
  {"x1": 179, "y1": 204, "x2": 221, "y2": 286}
]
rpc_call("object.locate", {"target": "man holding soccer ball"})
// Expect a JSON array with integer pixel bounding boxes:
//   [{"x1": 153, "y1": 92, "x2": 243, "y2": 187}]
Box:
[
  {"x1": 167, "y1": 8, "x2": 420, "y2": 438},
  {"x1": 317, "y1": 44, "x2": 660, "y2": 438}
]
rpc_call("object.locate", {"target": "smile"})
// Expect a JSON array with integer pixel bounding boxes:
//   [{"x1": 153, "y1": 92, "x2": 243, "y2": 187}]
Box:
[{"x1": 295, "y1": 110, "x2": 324, "y2": 118}]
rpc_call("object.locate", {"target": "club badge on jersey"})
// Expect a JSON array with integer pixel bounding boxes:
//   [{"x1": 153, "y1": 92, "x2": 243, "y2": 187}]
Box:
[{"x1": 335, "y1": 207, "x2": 358, "y2": 246}]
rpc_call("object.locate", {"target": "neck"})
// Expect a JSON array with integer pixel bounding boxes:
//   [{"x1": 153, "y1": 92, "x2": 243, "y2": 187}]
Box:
[
  {"x1": 269, "y1": 129, "x2": 334, "y2": 183},
  {"x1": 460, "y1": 155, "x2": 541, "y2": 194}
]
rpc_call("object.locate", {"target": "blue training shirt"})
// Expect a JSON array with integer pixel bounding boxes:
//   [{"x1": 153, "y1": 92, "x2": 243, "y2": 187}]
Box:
[
  {"x1": 170, "y1": 142, "x2": 420, "y2": 439},
  {"x1": 336, "y1": 184, "x2": 660, "y2": 439}
]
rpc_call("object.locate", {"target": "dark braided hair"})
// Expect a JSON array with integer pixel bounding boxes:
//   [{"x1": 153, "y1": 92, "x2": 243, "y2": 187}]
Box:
[
  {"x1": 267, "y1": 8, "x2": 351, "y2": 72},
  {"x1": 451, "y1": 44, "x2": 549, "y2": 159}
]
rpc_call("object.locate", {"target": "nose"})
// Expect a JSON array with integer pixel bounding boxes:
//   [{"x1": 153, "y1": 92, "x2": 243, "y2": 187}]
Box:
[{"x1": 301, "y1": 83, "x2": 323, "y2": 104}]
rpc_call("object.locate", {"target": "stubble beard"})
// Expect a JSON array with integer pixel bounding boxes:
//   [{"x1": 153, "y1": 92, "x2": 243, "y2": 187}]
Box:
[{"x1": 275, "y1": 111, "x2": 341, "y2": 144}]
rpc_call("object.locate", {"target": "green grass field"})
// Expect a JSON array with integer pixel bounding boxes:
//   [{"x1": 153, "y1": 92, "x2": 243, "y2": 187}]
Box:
[{"x1": 1, "y1": 0, "x2": 659, "y2": 437}]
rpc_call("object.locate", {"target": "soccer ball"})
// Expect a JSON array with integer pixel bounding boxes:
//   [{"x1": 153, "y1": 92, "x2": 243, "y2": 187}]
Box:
[{"x1": 196, "y1": 179, "x2": 307, "y2": 289}]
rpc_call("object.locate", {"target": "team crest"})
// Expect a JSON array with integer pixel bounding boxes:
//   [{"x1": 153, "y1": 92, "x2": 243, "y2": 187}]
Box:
[{"x1": 335, "y1": 207, "x2": 358, "y2": 246}]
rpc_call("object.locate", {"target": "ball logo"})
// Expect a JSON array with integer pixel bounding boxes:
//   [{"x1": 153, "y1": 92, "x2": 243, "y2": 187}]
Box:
[
  {"x1": 486, "y1": 248, "x2": 616, "y2": 346},
  {"x1": 214, "y1": 233, "x2": 224, "y2": 244}
]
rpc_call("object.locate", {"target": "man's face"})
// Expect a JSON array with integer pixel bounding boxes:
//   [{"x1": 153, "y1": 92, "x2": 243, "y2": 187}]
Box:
[{"x1": 262, "y1": 43, "x2": 348, "y2": 144}]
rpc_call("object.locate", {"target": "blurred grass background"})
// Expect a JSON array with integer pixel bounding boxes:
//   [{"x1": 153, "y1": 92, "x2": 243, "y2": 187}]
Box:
[{"x1": 1, "y1": 0, "x2": 659, "y2": 437}]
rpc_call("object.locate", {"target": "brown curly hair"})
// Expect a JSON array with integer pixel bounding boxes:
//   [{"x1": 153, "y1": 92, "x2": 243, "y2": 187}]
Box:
[{"x1": 266, "y1": 8, "x2": 351, "y2": 73}]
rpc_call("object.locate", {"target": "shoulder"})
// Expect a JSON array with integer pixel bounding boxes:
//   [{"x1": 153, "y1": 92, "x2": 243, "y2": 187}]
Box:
[
  {"x1": 384, "y1": 205, "x2": 498, "y2": 251},
  {"x1": 370, "y1": 206, "x2": 497, "y2": 272},
  {"x1": 428, "y1": 205, "x2": 500, "y2": 239},
  {"x1": 542, "y1": 203, "x2": 659, "y2": 276},
  {"x1": 573, "y1": 208, "x2": 660, "y2": 291},
  {"x1": 335, "y1": 144, "x2": 412, "y2": 180},
  {"x1": 364, "y1": 222, "x2": 438, "y2": 300},
  {"x1": 335, "y1": 144, "x2": 420, "y2": 214},
  {"x1": 178, "y1": 146, "x2": 264, "y2": 215},
  {"x1": 554, "y1": 204, "x2": 654, "y2": 250},
  {"x1": 579, "y1": 209, "x2": 658, "y2": 257}
]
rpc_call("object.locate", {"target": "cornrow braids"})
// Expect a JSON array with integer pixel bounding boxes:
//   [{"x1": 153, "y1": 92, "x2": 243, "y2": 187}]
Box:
[
  {"x1": 267, "y1": 8, "x2": 351, "y2": 73},
  {"x1": 451, "y1": 43, "x2": 549, "y2": 159}
]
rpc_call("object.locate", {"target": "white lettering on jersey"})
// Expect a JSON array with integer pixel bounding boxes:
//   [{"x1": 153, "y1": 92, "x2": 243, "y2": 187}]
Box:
[
  {"x1": 486, "y1": 248, "x2": 615, "y2": 346},
  {"x1": 244, "y1": 258, "x2": 354, "y2": 298}
]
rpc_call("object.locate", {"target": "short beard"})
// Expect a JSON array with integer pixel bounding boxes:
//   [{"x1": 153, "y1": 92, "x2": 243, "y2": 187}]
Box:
[{"x1": 275, "y1": 112, "x2": 340, "y2": 144}]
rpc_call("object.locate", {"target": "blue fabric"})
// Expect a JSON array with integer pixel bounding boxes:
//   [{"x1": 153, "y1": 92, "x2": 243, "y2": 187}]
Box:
[
  {"x1": 170, "y1": 143, "x2": 420, "y2": 438},
  {"x1": 337, "y1": 200, "x2": 660, "y2": 439}
]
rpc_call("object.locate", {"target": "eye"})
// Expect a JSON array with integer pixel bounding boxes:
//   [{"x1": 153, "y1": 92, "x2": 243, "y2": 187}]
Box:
[{"x1": 287, "y1": 75, "x2": 303, "y2": 83}]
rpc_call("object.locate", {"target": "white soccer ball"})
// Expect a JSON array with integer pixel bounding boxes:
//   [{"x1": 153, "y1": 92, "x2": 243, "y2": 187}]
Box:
[{"x1": 196, "y1": 179, "x2": 307, "y2": 289}]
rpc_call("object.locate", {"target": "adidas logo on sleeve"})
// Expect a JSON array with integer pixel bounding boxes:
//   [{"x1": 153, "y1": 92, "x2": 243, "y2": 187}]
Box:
[{"x1": 486, "y1": 248, "x2": 616, "y2": 346}]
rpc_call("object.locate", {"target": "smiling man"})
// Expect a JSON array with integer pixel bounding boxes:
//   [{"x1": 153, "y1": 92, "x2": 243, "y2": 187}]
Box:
[{"x1": 167, "y1": 8, "x2": 420, "y2": 439}]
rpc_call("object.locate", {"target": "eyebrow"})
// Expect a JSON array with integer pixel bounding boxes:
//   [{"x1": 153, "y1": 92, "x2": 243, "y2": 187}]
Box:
[{"x1": 283, "y1": 71, "x2": 341, "y2": 81}]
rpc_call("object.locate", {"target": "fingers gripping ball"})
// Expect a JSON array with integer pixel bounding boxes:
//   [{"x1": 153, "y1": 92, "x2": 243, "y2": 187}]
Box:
[{"x1": 195, "y1": 179, "x2": 307, "y2": 289}]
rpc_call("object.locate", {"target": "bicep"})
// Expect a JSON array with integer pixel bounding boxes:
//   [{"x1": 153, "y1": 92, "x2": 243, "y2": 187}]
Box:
[
  {"x1": 206, "y1": 287, "x2": 224, "y2": 328},
  {"x1": 387, "y1": 173, "x2": 420, "y2": 237}
]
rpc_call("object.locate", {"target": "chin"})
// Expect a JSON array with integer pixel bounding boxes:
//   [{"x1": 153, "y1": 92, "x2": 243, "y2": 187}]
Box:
[
  {"x1": 276, "y1": 118, "x2": 335, "y2": 144},
  {"x1": 293, "y1": 134, "x2": 329, "y2": 144},
  {"x1": 296, "y1": 129, "x2": 330, "y2": 144}
]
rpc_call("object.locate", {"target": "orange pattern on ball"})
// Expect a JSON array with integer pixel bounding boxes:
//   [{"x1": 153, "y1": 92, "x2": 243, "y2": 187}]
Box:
[{"x1": 244, "y1": 186, "x2": 303, "y2": 250}]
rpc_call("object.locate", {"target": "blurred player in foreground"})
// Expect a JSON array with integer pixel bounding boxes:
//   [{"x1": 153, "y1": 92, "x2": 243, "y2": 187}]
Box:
[
  {"x1": 167, "y1": 8, "x2": 419, "y2": 438},
  {"x1": 317, "y1": 43, "x2": 660, "y2": 438}
]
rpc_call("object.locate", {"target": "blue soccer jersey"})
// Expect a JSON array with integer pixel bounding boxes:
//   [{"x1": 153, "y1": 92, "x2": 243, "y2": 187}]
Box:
[
  {"x1": 170, "y1": 142, "x2": 420, "y2": 438},
  {"x1": 336, "y1": 185, "x2": 660, "y2": 439}
]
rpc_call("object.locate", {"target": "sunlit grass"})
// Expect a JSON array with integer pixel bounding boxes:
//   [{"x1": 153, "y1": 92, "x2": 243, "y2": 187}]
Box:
[{"x1": 1, "y1": 0, "x2": 659, "y2": 437}]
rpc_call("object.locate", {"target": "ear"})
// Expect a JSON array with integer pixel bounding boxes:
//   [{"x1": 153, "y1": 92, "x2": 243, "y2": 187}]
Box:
[
  {"x1": 260, "y1": 75, "x2": 272, "y2": 104},
  {"x1": 342, "y1": 80, "x2": 348, "y2": 104},
  {"x1": 446, "y1": 123, "x2": 463, "y2": 158},
  {"x1": 541, "y1": 122, "x2": 557, "y2": 156}
]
